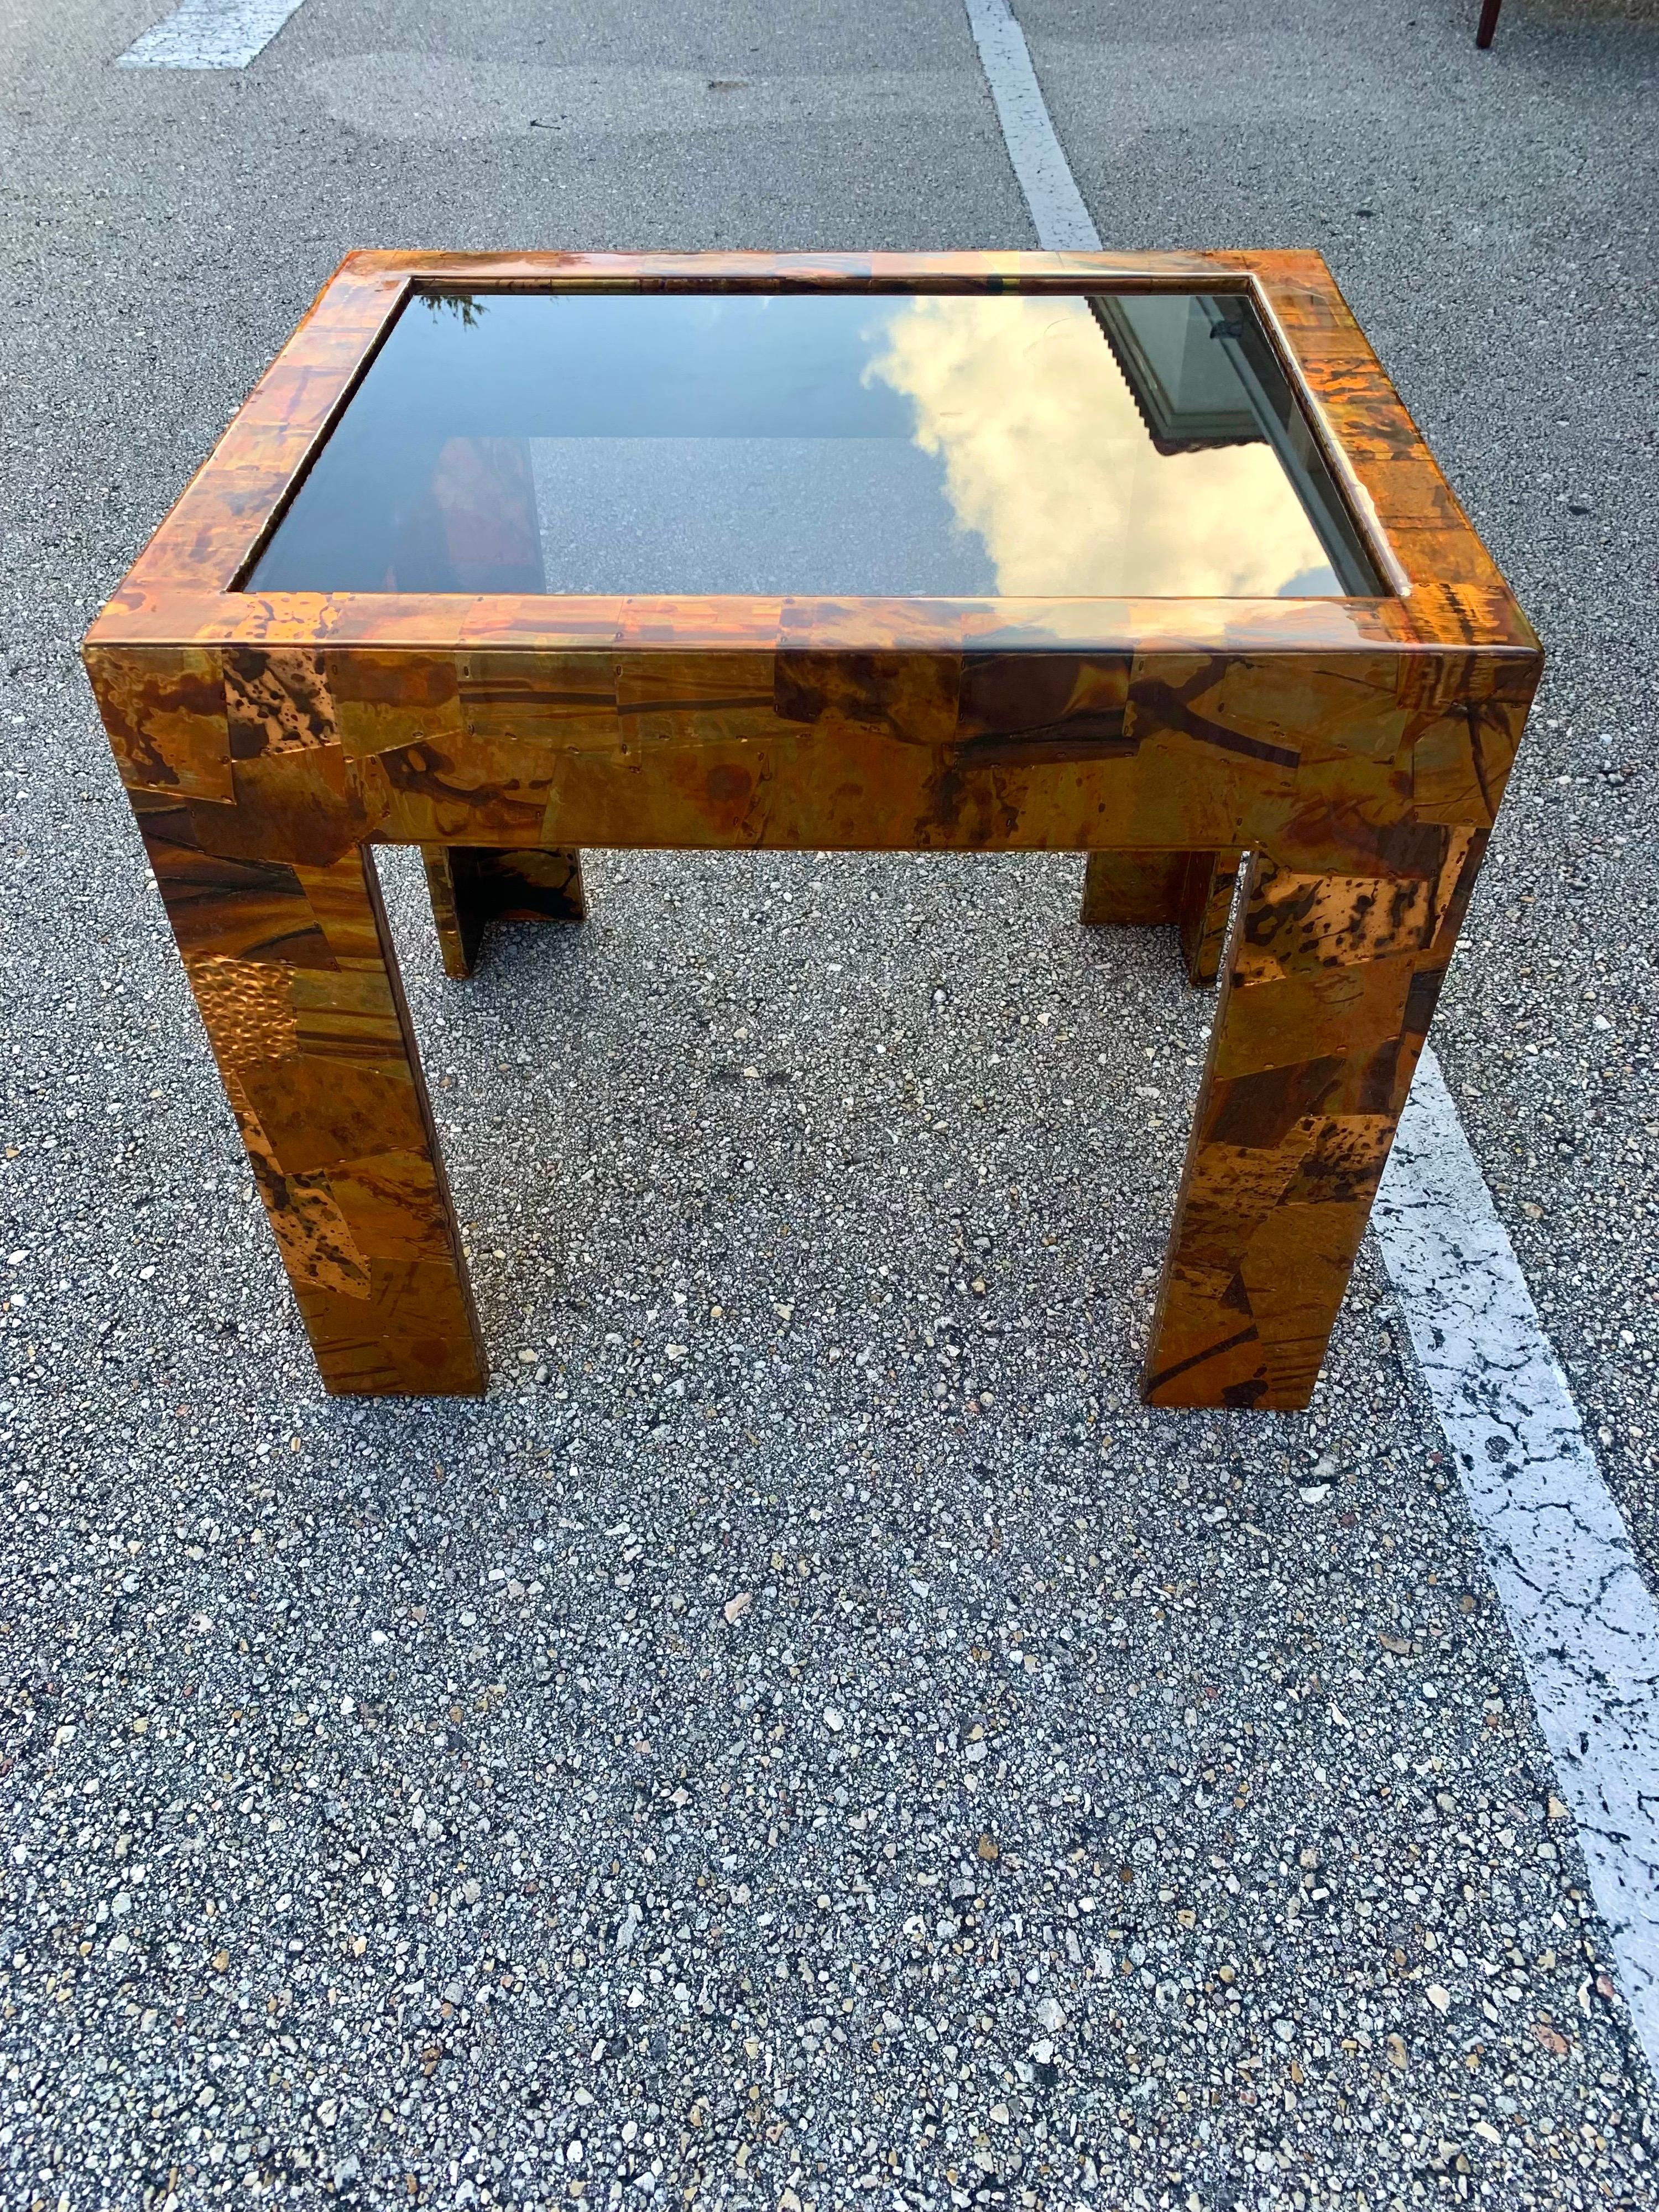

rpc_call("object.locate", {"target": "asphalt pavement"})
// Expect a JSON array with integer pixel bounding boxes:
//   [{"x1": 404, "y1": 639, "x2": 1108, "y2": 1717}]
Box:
[{"x1": 1, "y1": 1, "x2": 1656, "y2": 2206}]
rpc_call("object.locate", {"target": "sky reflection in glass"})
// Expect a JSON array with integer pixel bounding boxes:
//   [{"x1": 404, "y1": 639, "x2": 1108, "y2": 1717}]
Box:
[{"x1": 248, "y1": 290, "x2": 1383, "y2": 599}]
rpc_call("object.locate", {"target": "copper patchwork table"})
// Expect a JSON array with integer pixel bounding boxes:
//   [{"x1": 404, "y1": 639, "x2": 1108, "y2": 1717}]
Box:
[{"x1": 82, "y1": 250, "x2": 1540, "y2": 1407}]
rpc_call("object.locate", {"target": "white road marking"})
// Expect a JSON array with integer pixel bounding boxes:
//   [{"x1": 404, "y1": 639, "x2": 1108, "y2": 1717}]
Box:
[
  {"x1": 967, "y1": 0, "x2": 1659, "y2": 2087},
  {"x1": 961, "y1": 0, "x2": 1101, "y2": 250},
  {"x1": 1378, "y1": 1051, "x2": 1659, "y2": 2078},
  {"x1": 117, "y1": 0, "x2": 308, "y2": 70}
]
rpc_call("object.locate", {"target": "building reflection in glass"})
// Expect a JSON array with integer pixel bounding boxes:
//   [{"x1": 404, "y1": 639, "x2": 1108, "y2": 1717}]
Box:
[{"x1": 248, "y1": 289, "x2": 1381, "y2": 601}]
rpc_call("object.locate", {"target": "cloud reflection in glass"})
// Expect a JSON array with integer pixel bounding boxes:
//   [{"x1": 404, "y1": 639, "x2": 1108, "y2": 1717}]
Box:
[
  {"x1": 866, "y1": 293, "x2": 1349, "y2": 598},
  {"x1": 247, "y1": 289, "x2": 1380, "y2": 602}
]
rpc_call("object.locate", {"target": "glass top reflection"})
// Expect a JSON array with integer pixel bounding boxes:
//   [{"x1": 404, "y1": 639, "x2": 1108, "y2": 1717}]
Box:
[{"x1": 247, "y1": 289, "x2": 1383, "y2": 599}]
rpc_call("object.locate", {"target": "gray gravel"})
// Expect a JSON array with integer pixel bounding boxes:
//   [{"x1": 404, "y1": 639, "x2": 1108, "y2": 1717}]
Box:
[{"x1": 2, "y1": 0, "x2": 1657, "y2": 2205}]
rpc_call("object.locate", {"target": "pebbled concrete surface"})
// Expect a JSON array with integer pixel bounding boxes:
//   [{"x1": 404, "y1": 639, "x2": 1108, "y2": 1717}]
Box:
[{"x1": 0, "y1": 0, "x2": 1656, "y2": 2205}]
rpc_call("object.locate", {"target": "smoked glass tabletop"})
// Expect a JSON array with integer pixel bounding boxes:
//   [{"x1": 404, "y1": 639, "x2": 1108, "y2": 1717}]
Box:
[{"x1": 247, "y1": 289, "x2": 1384, "y2": 601}]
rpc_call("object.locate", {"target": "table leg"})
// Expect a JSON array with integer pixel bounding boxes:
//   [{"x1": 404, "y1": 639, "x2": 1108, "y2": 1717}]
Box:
[
  {"x1": 135, "y1": 794, "x2": 486, "y2": 1396},
  {"x1": 1175, "y1": 852, "x2": 1241, "y2": 989},
  {"x1": 1082, "y1": 849, "x2": 1240, "y2": 987},
  {"x1": 422, "y1": 846, "x2": 586, "y2": 979},
  {"x1": 1477, "y1": 0, "x2": 1501, "y2": 47},
  {"x1": 1081, "y1": 849, "x2": 1187, "y2": 926},
  {"x1": 1143, "y1": 835, "x2": 1483, "y2": 1410}
]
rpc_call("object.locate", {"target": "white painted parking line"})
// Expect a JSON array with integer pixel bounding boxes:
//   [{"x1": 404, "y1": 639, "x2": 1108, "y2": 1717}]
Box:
[
  {"x1": 961, "y1": 0, "x2": 1101, "y2": 251},
  {"x1": 967, "y1": 0, "x2": 1659, "y2": 2088},
  {"x1": 116, "y1": 0, "x2": 307, "y2": 70},
  {"x1": 1378, "y1": 1051, "x2": 1659, "y2": 2078}
]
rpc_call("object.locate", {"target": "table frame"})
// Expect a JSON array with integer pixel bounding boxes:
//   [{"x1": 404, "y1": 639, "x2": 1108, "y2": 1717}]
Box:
[{"x1": 82, "y1": 249, "x2": 1540, "y2": 1407}]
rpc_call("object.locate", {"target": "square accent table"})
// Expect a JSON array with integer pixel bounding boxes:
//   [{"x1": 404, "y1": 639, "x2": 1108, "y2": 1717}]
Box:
[{"x1": 83, "y1": 251, "x2": 1540, "y2": 1407}]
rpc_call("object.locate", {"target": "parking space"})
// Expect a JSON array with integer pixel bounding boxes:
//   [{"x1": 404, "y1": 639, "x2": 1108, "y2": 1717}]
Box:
[{"x1": 0, "y1": 0, "x2": 1655, "y2": 2204}]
